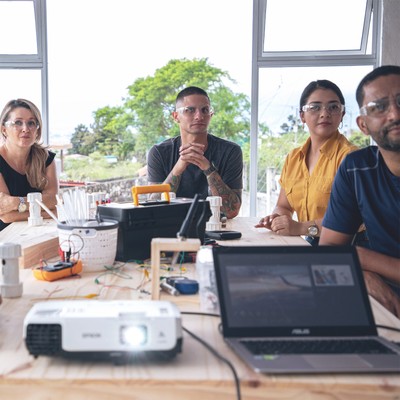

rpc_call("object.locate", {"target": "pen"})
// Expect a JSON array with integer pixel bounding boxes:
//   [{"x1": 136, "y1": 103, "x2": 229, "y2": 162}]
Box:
[{"x1": 35, "y1": 199, "x2": 61, "y2": 224}]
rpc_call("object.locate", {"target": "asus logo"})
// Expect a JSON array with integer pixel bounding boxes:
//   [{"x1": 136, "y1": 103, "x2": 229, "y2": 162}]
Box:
[
  {"x1": 82, "y1": 333, "x2": 101, "y2": 338},
  {"x1": 291, "y1": 328, "x2": 310, "y2": 335}
]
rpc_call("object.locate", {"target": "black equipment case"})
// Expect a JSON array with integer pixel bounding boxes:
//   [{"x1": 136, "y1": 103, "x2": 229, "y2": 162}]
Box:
[{"x1": 97, "y1": 198, "x2": 211, "y2": 261}]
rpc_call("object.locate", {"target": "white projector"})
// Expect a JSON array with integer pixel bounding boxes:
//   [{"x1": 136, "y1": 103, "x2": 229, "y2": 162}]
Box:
[{"x1": 23, "y1": 300, "x2": 182, "y2": 362}]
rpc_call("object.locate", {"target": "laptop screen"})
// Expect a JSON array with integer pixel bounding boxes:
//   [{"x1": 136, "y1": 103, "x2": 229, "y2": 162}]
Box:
[{"x1": 213, "y1": 246, "x2": 377, "y2": 337}]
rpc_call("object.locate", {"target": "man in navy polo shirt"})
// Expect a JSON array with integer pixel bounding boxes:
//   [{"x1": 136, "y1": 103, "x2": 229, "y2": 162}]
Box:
[{"x1": 320, "y1": 65, "x2": 400, "y2": 317}]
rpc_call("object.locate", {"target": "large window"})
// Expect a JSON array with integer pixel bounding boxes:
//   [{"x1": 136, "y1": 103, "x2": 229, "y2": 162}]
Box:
[
  {"x1": 0, "y1": 0, "x2": 48, "y2": 141},
  {"x1": 249, "y1": 0, "x2": 381, "y2": 216},
  {"x1": 0, "y1": 0, "x2": 386, "y2": 218}
]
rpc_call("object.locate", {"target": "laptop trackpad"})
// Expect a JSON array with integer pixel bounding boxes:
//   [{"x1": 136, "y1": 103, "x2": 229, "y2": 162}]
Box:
[{"x1": 304, "y1": 355, "x2": 371, "y2": 370}]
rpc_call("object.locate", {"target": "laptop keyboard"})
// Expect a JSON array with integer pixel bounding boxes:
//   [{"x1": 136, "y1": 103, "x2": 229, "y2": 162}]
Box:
[{"x1": 241, "y1": 339, "x2": 395, "y2": 355}]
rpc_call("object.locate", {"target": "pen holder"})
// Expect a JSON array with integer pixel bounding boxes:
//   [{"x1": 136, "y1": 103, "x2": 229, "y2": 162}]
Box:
[{"x1": 58, "y1": 220, "x2": 119, "y2": 272}]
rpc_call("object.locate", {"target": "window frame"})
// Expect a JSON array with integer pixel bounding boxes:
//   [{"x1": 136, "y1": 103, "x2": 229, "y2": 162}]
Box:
[
  {"x1": 249, "y1": 0, "x2": 382, "y2": 216},
  {"x1": 0, "y1": 0, "x2": 49, "y2": 144}
]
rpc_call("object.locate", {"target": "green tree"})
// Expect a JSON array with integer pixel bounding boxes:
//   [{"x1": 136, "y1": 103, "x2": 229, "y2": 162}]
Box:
[
  {"x1": 91, "y1": 106, "x2": 135, "y2": 158},
  {"x1": 70, "y1": 124, "x2": 94, "y2": 155},
  {"x1": 70, "y1": 106, "x2": 136, "y2": 160},
  {"x1": 349, "y1": 130, "x2": 370, "y2": 148},
  {"x1": 69, "y1": 58, "x2": 251, "y2": 165},
  {"x1": 124, "y1": 58, "x2": 251, "y2": 157},
  {"x1": 280, "y1": 114, "x2": 301, "y2": 134}
]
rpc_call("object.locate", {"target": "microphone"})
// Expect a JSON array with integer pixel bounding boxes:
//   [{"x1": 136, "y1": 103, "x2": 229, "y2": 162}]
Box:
[{"x1": 177, "y1": 194, "x2": 201, "y2": 240}]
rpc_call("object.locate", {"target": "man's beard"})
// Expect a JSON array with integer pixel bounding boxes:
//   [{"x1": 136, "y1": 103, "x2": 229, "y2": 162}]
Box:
[{"x1": 369, "y1": 120, "x2": 400, "y2": 152}]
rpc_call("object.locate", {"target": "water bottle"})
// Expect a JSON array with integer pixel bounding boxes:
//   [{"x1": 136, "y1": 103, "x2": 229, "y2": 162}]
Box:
[{"x1": 196, "y1": 246, "x2": 219, "y2": 313}]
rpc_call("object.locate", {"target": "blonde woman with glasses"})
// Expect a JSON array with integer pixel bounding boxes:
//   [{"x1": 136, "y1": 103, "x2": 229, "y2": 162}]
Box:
[
  {"x1": 0, "y1": 99, "x2": 58, "y2": 231},
  {"x1": 256, "y1": 80, "x2": 358, "y2": 245}
]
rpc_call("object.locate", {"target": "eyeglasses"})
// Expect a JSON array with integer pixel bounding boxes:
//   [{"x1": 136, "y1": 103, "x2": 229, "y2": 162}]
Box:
[
  {"x1": 302, "y1": 102, "x2": 344, "y2": 115},
  {"x1": 359, "y1": 94, "x2": 400, "y2": 117},
  {"x1": 176, "y1": 106, "x2": 214, "y2": 116},
  {"x1": 5, "y1": 120, "x2": 39, "y2": 130}
]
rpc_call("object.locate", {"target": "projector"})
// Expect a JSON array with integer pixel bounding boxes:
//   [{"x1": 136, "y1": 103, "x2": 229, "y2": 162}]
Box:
[{"x1": 23, "y1": 300, "x2": 182, "y2": 362}]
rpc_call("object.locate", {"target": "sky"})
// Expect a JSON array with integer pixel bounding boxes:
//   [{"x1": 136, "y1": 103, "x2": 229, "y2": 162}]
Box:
[
  {"x1": 0, "y1": 0, "x2": 372, "y2": 144},
  {"x1": 45, "y1": 0, "x2": 253, "y2": 142}
]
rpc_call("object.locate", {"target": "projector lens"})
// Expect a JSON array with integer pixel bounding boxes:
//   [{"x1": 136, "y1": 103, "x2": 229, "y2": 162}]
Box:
[{"x1": 120, "y1": 325, "x2": 147, "y2": 346}]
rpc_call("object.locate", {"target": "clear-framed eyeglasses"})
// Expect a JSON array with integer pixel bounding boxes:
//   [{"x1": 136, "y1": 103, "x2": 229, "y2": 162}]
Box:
[
  {"x1": 4, "y1": 120, "x2": 39, "y2": 131},
  {"x1": 302, "y1": 102, "x2": 345, "y2": 115},
  {"x1": 359, "y1": 94, "x2": 400, "y2": 117},
  {"x1": 175, "y1": 106, "x2": 214, "y2": 116}
]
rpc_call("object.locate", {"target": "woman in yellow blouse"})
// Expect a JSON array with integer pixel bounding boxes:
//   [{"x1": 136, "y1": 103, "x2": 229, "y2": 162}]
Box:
[{"x1": 256, "y1": 80, "x2": 358, "y2": 245}]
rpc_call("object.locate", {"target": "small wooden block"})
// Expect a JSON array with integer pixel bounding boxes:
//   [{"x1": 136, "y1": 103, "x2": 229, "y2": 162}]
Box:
[
  {"x1": 151, "y1": 237, "x2": 201, "y2": 300},
  {"x1": 0, "y1": 220, "x2": 59, "y2": 268}
]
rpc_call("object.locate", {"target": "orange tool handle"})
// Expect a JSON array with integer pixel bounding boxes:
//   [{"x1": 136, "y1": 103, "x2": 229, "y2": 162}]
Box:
[{"x1": 131, "y1": 184, "x2": 171, "y2": 206}]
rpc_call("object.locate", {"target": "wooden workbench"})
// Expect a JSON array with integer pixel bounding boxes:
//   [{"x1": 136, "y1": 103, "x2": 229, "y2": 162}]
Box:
[{"x1": 0, "y1": 217, "x2": 399, "y2": 399}]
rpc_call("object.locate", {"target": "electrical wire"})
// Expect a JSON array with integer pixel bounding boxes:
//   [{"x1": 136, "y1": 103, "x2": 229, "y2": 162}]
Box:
[
  {"x1": 182, "y1": 311, "x2": 220, "y2": 318},
  {"x1": 181, "y1": 311, "x2": 240, "y2": 400},
  {"x1": 196, "y1": 199, "x2": 207, "y2": 240},
  {"x1": 375, "y1": 324, "x2": 400, "y2": 333},
  {"x1": 182, "y1": 326, "x2": 241, "y2": 400}
]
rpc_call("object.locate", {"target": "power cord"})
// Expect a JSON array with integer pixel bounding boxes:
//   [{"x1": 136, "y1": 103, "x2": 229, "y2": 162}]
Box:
[
  {"x1": 375, "y1": 324, "x2": 400, "y2": 333},
  {"x1": 182, "y1": 311, "x2": 220, "y2": 318},
  {"x1": 196, "y1": 199, "x2": 207, "y2": 240},
  {"x1": 375, "y1": 324, "x2": 400, "y2": 347},
  {"x1": 182, "y1": 325, "x2": 241, "y2": 400},
  {"x1": 181, "y1": 311, "x2": 240, "y2": 399}
]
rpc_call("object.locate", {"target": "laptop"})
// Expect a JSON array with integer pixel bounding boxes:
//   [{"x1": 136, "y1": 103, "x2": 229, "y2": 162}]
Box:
[{"x1": 212, "y1": 245, "x2": 400, "y2": 374}]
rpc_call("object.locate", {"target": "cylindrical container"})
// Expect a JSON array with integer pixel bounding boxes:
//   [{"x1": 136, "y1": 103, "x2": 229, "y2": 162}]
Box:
[
  {"x1": 27, "y1": 192, "x2": 43, "y2": 226},
  {"x1": 0, "y1": 242, "x2": 23, "y2": 298},
  {"x1": 196, "y1": 246, "x2": 219, "y2": 313},
  {"x1": 58, "y1": 220, "x2": 119, "y2": 272}
]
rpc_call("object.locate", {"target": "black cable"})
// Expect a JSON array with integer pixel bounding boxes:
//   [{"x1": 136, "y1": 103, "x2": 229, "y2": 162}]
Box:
[
  {"x1": 196, "y1": 198, "x2": 207, "y2": 241},
  {"x1": 182, "y1": 325, "x2": 241, "y2": 400},
  {"x1": 178, "y1": 194, "x2": 201, "y2": 239},
  {"x1": 375, "y1": 324, "x2": 400, "y2": 333},
  {"x1": 182, "y1": 311, "x2": 220, "y2": 318}
]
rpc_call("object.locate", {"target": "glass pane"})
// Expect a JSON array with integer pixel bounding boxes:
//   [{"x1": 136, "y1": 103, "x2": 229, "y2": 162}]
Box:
[
  {"x1": 255, "y1": 65, "x2": 372, "y2": 217},
  {"x1": 0, "y1": 1, "x2": 37, "y2": 54},
  {"x1": 0, "y1": 69, "x2": 41, "y2": 109},
  {"x1": 46, "y1": 0, "x2": 252, "y2": 141},
  {"x1": 264, "y1": 0, "x2": 367, "y2": 52}
]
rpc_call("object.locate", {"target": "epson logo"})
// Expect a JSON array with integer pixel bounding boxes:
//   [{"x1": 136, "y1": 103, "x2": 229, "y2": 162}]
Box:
[
  {"x1": 82, "y1": 333, "x2": 101, "y2": 338},
  {"x1": 291, "y1": 328, "x2": 310, "y2": 335}
]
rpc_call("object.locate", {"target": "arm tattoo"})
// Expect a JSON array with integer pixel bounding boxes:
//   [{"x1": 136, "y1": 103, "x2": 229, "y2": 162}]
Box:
[
  {"x1": 164, "y1": 172, "x2": 182, "y2": 193},
  {"x1": 207, "y1": 172, "x2": 242, "y2": 219}
]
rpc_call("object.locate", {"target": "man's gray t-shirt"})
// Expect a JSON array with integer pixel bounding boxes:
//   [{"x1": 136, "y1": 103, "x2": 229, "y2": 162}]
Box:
[{"x1": 147, "y1": 134, "x2": 243, "y2": 199}]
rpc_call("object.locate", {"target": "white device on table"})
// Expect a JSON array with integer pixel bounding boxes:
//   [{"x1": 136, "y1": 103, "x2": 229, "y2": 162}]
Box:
[
  {"x1": 205, "y1": 195, "x2": 222, "y2": 231},
  {"x1": 0, "y1": 242, "x2": 23, "y2": 298},
  {"x1": 27, "y1": 192, "x2": 43, "y2": 226},
  {"x1": 23, "y1": 300, "x2": 182, "y2": 362}
]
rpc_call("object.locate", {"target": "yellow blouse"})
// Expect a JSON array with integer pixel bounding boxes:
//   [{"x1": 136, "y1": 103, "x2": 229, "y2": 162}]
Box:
[{"x1": 279, "y1": 131, "x2": 358, "y2": 222}]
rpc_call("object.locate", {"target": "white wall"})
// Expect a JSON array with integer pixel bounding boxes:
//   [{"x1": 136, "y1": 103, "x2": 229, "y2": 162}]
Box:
[{"x1": 382, "y1": 0, "x2": 400, "y2": 65}]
